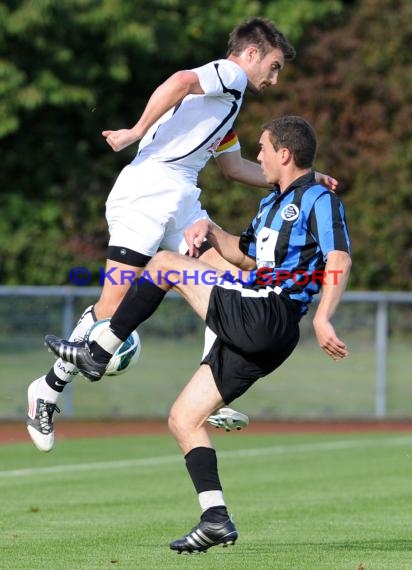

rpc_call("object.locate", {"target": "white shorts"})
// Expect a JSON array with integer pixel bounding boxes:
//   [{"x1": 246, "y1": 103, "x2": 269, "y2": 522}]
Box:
[{"x1": 106, "y1": 159, "x2": 209, "y2": 257}]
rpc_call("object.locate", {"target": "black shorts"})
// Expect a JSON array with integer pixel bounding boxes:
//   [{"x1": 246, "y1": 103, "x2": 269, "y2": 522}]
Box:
[{"x1": 202, "y1": 281, "x2": 300, "y2": 404}]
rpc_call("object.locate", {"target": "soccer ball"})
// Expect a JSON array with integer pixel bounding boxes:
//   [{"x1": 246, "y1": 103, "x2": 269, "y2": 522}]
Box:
[{"x1": 85, "y1": 318, "x2": 141, "y2": 376}]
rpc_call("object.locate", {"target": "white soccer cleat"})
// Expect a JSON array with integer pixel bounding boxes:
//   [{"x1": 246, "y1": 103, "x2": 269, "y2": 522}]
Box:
[
  {"x1": 207, "y1": 407, "x2": 249, "y2": 432},
  {"x1": 27, "y1": 377, "x2": 60, "y2": 452}
]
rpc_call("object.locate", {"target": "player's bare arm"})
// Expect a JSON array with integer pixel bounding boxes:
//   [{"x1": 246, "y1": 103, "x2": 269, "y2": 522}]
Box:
[
  {"x1": 216, "y1": 151, "x2": 271, "y2": 187},
  {"x1": 217, "y1": 151, "x2": 338, "y2": 191},
  {"x1": 185, "y1": 219, "x2": 255, "y2": 270},
  {"x1": 312, "y1": 250, "x2": 352, "y2": 361},
  {"x1": 314, "y1": 171, "x2": 338, "y2": 192},
  {"x1": 102, "y1": 70, "x2": 204, "y2": 152}
]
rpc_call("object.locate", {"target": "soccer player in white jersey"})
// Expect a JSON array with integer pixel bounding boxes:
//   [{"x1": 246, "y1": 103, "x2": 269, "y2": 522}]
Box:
[{"x1": 27, "y1": 18, "x2": 337, "y2": 452}]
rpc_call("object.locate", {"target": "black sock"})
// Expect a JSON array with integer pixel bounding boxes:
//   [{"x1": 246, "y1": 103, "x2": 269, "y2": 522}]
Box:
[
  {"x1": 201, "y1": 506, "x2": 229, "y2": 523},
  {"x1": 45, "y1": 370, "x2": 67, "y2": 393},
  {"x1": 185, "y1": 447, "x2": 222, "y2": 493},
  {"x1": 88, "y1": 342, "x2": 113, "y2": 365},
  {"x1": 110, "y1": 278, "x2": 166, "y2": 341}
]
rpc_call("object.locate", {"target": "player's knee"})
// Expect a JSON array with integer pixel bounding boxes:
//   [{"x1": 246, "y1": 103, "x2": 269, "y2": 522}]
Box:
[
  {"x1": 168, "y1": 404, "x2": 193, "y2": 439},
  {"x1": 168, "y1": 408, "x2": 180, "y2": 438},
  {"x1": 151, "y1": 250, "x2": 180, "y2": 271}
]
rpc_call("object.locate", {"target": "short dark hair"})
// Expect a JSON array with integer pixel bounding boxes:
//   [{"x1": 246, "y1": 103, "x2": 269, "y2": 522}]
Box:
[
  {"x1": 227, "y1": 18, "x2": 295, "y2": 60},
  {"x1": 263, "y1": 116, "x2": 318, "y2": 168}
]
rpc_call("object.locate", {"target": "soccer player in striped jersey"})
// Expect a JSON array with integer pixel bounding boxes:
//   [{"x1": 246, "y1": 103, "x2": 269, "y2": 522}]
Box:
[
  {"x1": 27, "y1": 19, "x2": 336, "y2": 452},
  {"x1": 46, "y1": 115, "x2": 351, "y2": 552}
]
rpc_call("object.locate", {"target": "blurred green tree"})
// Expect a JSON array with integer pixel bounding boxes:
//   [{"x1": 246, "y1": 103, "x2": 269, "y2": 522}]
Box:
[
  {"x1": 13, "y1": 1, "x2": 412, "y2": 290},
  {"x1": 240, "y1": 0, "x2": 412, "y2": 289}
]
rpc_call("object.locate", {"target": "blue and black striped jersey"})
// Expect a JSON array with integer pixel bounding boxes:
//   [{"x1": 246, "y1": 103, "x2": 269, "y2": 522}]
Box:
[{"x1": 239, "y1": 172, "x2": 350, "y2": 315}]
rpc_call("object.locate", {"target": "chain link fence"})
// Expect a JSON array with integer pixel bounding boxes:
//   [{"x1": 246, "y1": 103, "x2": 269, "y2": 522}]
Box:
[{"x1": 1, "y1": 287, "x2": 411, "y2": 421}]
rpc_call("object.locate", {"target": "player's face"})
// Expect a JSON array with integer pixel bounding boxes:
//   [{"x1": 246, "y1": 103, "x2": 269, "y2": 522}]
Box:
[
  {"x1": 257, "y1": 130, "x2": 283, "y2": 184},
  {"x1": 246, "y1": 48, "x2": 285, "y2": 93}
]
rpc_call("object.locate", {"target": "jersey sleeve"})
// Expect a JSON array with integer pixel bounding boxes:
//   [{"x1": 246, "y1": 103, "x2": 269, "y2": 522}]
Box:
[
  {"x1": 213, "y1": 129, "x2": 241, "y2": 156},
  {"x1": 239, "y1": 223, "x2": 256, "y2": 259},
  {"x1": 192, "y1": 60, "x2": 246, "y2": 97},
  {"x1": 308, "y1": 192, "x2": 351, "y2": 259}
]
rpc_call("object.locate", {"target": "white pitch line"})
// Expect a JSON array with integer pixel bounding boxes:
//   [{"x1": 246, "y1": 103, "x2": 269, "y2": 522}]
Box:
[{"x1": 1, "y1": 435, "x2": 411, "y2": 480}]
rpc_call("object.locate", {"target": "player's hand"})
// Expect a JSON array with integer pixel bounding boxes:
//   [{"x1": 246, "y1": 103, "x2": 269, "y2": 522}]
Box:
[
  {"x1": 314, "y1": 171, "x2": 338, "y2": 193},
  {"x1": 102, "y1": 129, "x2": 139, "y2": 152},
  {"x1": 313, "y1": 318, "x2": 349, "y2": 361},
  {"x1": 184, "y1": 219, "x2": 209, "y2": 257}
]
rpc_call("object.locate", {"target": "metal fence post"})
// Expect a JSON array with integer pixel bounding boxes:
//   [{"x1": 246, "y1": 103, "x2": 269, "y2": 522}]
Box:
[{"x1": 375, "y1": 299, "x2": 388, "y2": 418}]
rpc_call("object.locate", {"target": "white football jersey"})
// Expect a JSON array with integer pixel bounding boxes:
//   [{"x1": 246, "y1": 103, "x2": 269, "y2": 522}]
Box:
[{"x1": 134, "y1": 59, "x2": 246, "y2": 174}]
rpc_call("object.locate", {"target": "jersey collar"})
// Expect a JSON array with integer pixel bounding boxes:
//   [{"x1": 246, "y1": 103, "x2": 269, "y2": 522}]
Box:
[{"x1": 272, "y1": 171, "x2": 316, "y2": 201}]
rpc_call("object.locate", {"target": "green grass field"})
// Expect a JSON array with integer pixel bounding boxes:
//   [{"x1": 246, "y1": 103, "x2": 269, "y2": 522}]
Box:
[{"x1": 2, "y1": 431, "x2": 412, "y2": 569}]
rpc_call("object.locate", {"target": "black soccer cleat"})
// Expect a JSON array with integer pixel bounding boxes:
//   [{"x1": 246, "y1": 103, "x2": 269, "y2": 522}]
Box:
[
  {"x1": 169, "y1": 517, "x2": 238, "y2": 554},
  {"x1": 44, "y1": 335, "x2": 107, "y2": 382}
]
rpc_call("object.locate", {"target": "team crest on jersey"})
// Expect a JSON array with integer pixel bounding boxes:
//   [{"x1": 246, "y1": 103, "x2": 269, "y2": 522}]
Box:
[{"x1": 281, "y1": 204, "x2": 300, "y2": 221}]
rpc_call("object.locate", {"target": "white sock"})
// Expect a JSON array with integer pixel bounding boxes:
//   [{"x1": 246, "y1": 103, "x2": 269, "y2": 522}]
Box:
[
  {"x1": 36, "y1": 306, "x2": 96, "y2": 403},
  {"x1": 198, "y1": 490, "x2": 226, "y2": 512},
  {"x1": 92, "y1": 324, "x2": 123, "y2": 354},
  {"x1": 202, "y1": 326, "x2": 217, "y2": 360},
  {"x1": 52, "y1": 305, "x2": 96, "y2": 382}
]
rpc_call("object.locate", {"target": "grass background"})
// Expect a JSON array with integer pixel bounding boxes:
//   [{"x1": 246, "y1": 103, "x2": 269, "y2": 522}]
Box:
[{"x1": 2, "y1": 431, "x2": 412, "y2": 569}]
